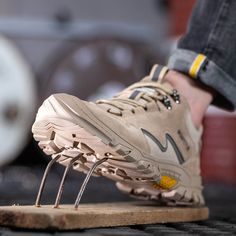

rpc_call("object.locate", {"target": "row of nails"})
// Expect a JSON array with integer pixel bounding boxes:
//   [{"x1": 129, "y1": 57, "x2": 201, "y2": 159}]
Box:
[{"x1": 35, "y1": 154, "x2": 108, "y2": 210}]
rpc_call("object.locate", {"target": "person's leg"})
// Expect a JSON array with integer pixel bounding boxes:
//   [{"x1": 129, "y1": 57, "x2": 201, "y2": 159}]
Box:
[{"x1": 168, "y1": 0, "x2": 236, "y2": 125}]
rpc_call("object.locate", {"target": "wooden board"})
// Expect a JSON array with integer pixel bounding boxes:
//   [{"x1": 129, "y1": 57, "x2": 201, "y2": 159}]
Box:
[{"x1": 0, "y1": 201, "x2": 209, "y2": 230}]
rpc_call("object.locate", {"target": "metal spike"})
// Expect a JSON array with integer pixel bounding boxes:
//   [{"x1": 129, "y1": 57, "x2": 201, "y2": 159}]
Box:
[
  {"x1": 74, "y1": 157, "x2": 108, "y2": 209},
  {"x1": 53, "y1": 154, "x2": 83, "y2": 208},
  {"x1": 35, "y1": 155, "x2": 61, "y2": 207}
]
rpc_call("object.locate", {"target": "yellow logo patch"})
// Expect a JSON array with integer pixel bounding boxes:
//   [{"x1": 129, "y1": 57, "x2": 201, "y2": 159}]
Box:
[{"x1": 152, "y1": 175, "x2": 177, "y2": 190}]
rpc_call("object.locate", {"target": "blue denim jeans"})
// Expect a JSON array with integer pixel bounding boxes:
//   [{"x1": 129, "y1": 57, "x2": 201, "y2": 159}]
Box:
[{"x1": 168, "y1": 0, "x2": 236, "y2": 110}]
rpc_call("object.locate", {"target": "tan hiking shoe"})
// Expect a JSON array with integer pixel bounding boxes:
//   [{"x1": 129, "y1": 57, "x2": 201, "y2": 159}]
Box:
[{"x1": 32, "y1": 65, "x2": 204, "y2": 206}]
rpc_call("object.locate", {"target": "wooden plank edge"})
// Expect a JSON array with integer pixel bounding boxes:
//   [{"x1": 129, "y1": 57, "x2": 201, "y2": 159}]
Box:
[{"x1": 0, "y1": 203, "x2": 209, "y2": 230}]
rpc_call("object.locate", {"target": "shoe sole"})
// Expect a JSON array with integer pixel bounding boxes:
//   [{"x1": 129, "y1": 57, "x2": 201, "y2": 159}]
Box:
[{"x1": 32, "y1": 94, "x2": 204, "y2": 206}]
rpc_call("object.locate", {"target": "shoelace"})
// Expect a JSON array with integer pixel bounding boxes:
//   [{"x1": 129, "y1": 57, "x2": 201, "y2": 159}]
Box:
[{"x1": 96, "y1": 81, "x2": 180, "y2": 116}]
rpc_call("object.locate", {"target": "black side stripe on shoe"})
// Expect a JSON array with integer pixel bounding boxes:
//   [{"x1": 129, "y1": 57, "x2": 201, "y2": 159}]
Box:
[
  {"x1": 141, "y1": 128, "x2": 185, "y2": 164},
  {"x1": 129, "y1": 90, "x2": 141, "y2": 100}
]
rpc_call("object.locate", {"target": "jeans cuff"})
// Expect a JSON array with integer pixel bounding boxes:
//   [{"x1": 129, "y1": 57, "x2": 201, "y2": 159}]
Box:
[{"x1": 168, "y1": 49, "x2": 236, "y2": 111}]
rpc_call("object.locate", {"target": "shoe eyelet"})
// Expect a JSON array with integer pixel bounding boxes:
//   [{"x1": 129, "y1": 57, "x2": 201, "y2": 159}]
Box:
[
  {"x1": 162, "y1": 96, "x2": 172, "y2": 110},
  {"x1": 171, "y1": 89, "x2": 180, "y2": 104},
  {"x1": 131, "y1": 109, "x2": 135, "y2": 114},
  {"x1": 144, "y1": 106, "x2": 148, "y2": 111}
]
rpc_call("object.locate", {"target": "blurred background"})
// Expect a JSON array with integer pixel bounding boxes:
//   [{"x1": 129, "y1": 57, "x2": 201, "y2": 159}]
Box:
[{"x1": 0, "y1": 0, "x2": 235, "y2": 219}]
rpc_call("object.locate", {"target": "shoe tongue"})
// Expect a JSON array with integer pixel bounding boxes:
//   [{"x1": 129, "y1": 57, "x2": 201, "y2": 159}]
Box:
[
  {"x1": 131, "y1": 87, "x2": 156, "y2": 95},
  {"x1": 117, "y1": 87, "x2": 155, "y2": 100},
  {"x1": 117, "y1": 64, "x2": 170, "y2": 100},
  {"x1": 97, "y1": 65, "x2": 170, "y2": 113},
  {"x1": 126, "y1": 64, "x2": 172, "y2": 99},
  {"x1": 142, "y1": 64, "x2": 169, "y2": 83}
]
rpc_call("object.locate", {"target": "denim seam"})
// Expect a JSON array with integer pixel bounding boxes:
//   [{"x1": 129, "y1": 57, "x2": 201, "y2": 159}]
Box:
[
  {"x1": 203, "y1": 0, "x2": 229, "y2": 59},
  {"x1": 167, "y1": 49, "x2": 236, "y2": 110}
]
